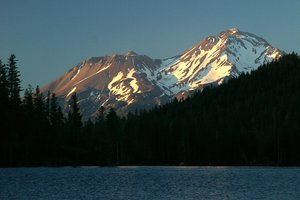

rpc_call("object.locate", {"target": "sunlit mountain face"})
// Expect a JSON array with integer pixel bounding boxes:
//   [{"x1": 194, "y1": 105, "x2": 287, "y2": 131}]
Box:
[{"x1": 41, "y1": 28, "x2": 283, "y2": 119}]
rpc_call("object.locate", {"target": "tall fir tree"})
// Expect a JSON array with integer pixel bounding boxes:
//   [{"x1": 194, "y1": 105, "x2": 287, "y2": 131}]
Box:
[
  {"x1": 0, "y1": 59, "x2": 9, "y2": 118},
  {"x1": 22, "y1": 85, "x2": 35, "y2": 163},
  {"x1": 96, "y1": 106, "x2": 106, "y2": 124},
  {"x1": 46, "y1": 91, "x2": 51, "y2": 122},
  {"x1": 0, "y1": 59, "x2": 9, "y2": 164},
  {"x1": 67, "y1": 92, "x2": 82, "y2": 129},
  {"x1": 33, "y1": 85, "x2": 46, "y2": 117},
  {"x1": 106, "y1": 108, "x2": 121, "y2": 164},
  {"x1": 50, "y1": 93, "x2": 64, "y2": 128},
  {"x1": 0, "y1": 59, "x2": 9, "y2": 103},
  {"x1": 7, "y1": 54, "x2": 21, "y2": 108},
  {"x1": 23, "y1": 85, "x2": 34, "y2": 114},
  {"x1": 66, "y1": 92, "x2": 82, "y2": 147},
  {"x1": 23, "y1": 85, "x2": 35, "y2": 135},
  {"x1": 6, "y1": 55, "x2": 22, "y2": 165},
  {"x1": 33, "y1": 85, "x2": 49, "y2": 136}
]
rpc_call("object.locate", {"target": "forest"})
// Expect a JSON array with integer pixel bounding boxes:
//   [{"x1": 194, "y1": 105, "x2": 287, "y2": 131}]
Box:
[{"x1": 0, "y1": 53, "x2": 300, "y2": 166}]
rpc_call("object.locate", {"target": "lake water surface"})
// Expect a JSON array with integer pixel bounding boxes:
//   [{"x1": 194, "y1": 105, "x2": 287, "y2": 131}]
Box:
[{"x1": 1, "y1": 167, "x2": 300, "y2": 199}]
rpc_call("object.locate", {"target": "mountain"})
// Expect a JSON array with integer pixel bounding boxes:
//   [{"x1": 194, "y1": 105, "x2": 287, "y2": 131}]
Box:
[{"x1": 41, "y1": 28, "x2": 283, "y2": 118}]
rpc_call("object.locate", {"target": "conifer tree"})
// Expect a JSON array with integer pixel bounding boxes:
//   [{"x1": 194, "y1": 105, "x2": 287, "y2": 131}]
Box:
[
  {"x1": 33, "y1": 85, "x2": 46, "y2": 116},
  {"x1": 66, "y1": 92, "x2": 82, "y2": 147},
  {"x1": 33, "y1": 85, "x2": 49, "y2": 138},
  {"x1": 6, "y1": 55, "x2": 22, "y2": 165},
  {"x1": 0, "y1": 59, "x2": 9, "y2": 119},
  {"x1": 23, "y1": 85, "x2": 34, "y2": 114},
  {"x1": 94, "y1": 106, "x2": 106, "y2": 141},
  {"x1": 0, "y1": 59, "x2": 9, "y2": 163},
  {"x1": 22, "y1": 84, "x2": 36, "y2": 162},
  {"x1": 106, "y1": 108, "x2": 119, "y2": 131},
  {"x1": 0, "y1": 59, "x2": 9, "y2": 103},
  {"x1": 106, "y1": 108, "x2": 120, "y2": 164},
  {"x1": 46, "y1": 91, "x2": 51, "y2": 122},
  {"x1": 96, "y1": 106, "x2": 106, "y2": 124},
  {"x1": 7, "y1": 54, "x2": 21, "y2": 108},
  {"x1": 67, "y1": 92, "x2": 82, "y2": 129},
  {"x1": 50, "y1": 93, "x2": 64, "y2": 128}
]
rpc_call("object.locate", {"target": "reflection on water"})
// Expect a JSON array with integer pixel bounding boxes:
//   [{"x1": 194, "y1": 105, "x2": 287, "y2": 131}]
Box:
[{"x1": 1, "y1": 167, "x2": 300, "y2": 200}]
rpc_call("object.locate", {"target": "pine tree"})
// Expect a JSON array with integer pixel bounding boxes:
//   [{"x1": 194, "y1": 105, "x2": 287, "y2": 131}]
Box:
[
  {"x1": 0, "y1": 59, "x2": 9, "y2": 102},
  {"x1": 33, "y1": 85, "x2": 46, "y2": 117},
  {"x1": 96, "y1": 106, "x2": 106, "y2": 124},
  {"x1": 66, "y1": 92, "x2": 82, "y2": 148},
  {"x1": 95, "y1": 105, "x2": 106, "y2": 142},
  {"x1": 23, "y1": 85, "x2": 34, "y2": 114},
  {"x1": 0, "y1": 59, "x2": 9, "y2": 164},
  {"x1": 22, "y1": 84, "x2": 35, "y2": 163},
  {"x1": 6, "y1": 55, "x2": 22, "y2": 165},
  {"x1": 50, "y1": 93, "x2": 64, "y2": 128},
  {"x1": 23, "y1": 84, "x2": 34, "y2": 135},
  {"x1": 7, "y1": 54, "x2": 21, "y2": 108},
  {"x1": 33, "y1": 85, "x2": 49, "y2": 136},
  {"x1": 0, "y1": 59, "x2": 9, "y2": 118},
  {"x1": 46, "y1": 91, "x2": 51, "y2": 122},
  {"x1": 67, "y1": 92, "x2": 82, "y2": 129},
  {"x1": 106, "y1": 108, "x2": 121, "y2": 164},
  {"x1": 106, "y1": 108, "x2": 119, "y2": 132}
]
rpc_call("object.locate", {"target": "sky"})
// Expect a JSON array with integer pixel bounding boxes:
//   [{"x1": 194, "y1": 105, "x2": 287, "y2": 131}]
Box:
[{"x1": 1, "y1": 0, "x2": 300, "y2": 88}]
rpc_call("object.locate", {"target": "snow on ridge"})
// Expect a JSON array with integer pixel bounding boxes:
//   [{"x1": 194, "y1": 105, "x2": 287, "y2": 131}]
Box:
[
  {"x1": 108, "y1": 68, "x2": 141, "y2": 104},
  {"x1": 149, "y1": 29, "x2": 283, "y2": 95},
  {"x1": 127, "y1": 68, "x2": 140, "y2": 93},
  {"x1": 67, "y1": 87, "x2": 76, "y2": 97},
  {"x1": 71, "y1": 68, "x2": 81, "y2": 80},
  {"x1": 70, "y1": 62, "x2": 85, "y2": 81}
]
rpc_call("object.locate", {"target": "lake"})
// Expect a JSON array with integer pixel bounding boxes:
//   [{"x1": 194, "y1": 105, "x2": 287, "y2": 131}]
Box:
[{"x1": 1, "y1": 167, "x2": 299, "y2": 199}]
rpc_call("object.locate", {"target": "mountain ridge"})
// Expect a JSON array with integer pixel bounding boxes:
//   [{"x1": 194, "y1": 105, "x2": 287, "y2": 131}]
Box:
[{"x1": 41, "y1": 28, "x2": 283, "y2": 118}]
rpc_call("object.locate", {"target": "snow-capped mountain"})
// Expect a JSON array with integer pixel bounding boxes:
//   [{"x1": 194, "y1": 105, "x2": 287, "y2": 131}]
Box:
[{"x1": 41, "y1": 28, "x2": 283, "y2": 118}]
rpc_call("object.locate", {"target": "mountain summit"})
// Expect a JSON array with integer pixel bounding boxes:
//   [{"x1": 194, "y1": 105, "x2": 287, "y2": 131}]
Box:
[{"x1": 41, "y1": 28, "x2": 283, "y2": 118}]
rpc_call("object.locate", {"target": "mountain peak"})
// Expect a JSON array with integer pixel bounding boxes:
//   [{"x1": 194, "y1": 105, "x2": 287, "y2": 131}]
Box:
[
  {"x1": 125, "y1": 51, "x2": 138, "y2": 56},
  {"x1": 219, "y1": 28, "x2": 241, "y2": 37},
  {"x1": 228, "y1": 28, "x2": 239, "y2": 33}
]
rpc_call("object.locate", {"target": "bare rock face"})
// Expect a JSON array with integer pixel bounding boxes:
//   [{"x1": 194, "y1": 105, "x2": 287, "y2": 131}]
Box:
[{"x1": 41, "y1": 28, "x2": 283, "y2": 119}]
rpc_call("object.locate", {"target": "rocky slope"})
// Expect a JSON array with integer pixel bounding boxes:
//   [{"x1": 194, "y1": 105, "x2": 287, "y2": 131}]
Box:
[{"x1": 41, "y1": 28, "x2": 283, "y2": 118}]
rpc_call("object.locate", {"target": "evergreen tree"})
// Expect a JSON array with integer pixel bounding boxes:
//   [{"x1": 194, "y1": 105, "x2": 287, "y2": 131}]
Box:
[
  {"x1": 0, "y1": 59, "x2": 9, "y2": 103},
  {"x1": 67, "y1": 92, "x2": 82, "y2": 129},
  {"x1": 33, "y1": 85, "x2": 46, "y2": 118},
  {"x1": 96, "y1": 106, "x2": 106, "y2": 124},
  {"x1": 65, "y1": 92, "x2": 82, "y2": 150},
  {"x1": 6, "y1": 55, "x2": 22, "y2": 165},
  {"x1": 7, "y1": 54, "x2": 21, "y2": 108},
  {"x1": 22, "y1": 85, "x2": 36, "y2": 164},
  {"x1": 48, "y1": 93, "x2": 64, "y2": 163},
  {"x1": 106, "y1": 108, "x2": 121, "y2": 164},
  {"x1": 0, "y1": 59, "x2": 9, "y2": 119},
  {"x1": 46, "y1": 91, "x2": 51, "y2": 122},
  {"x1": 49, "y1": 93, "x2": 64, "y2": 128},
  {"x1": 23, "y1": 85, "x2": 34, "y2": 114},
  {"x1": 32, "y1": 85, "x2": 49, "y2": 160},
  {"x1": 0, "y1": 59, "x2": 9, "y2": 164}
]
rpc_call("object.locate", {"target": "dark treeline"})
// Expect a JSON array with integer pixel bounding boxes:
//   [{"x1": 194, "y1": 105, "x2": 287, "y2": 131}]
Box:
[{"x1": 1, "y1": 53, "x2": 300, "y2": 166}]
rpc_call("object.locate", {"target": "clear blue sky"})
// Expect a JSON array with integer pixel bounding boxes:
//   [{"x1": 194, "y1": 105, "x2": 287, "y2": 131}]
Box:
[{"x1": 1, "y1": 0, "x2": 299, "y2": 88}]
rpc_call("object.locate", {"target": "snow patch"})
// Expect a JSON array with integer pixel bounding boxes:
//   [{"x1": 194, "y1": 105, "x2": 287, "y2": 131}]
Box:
[
  {"x1": 107, "y1": 69, "x2": 141, "y2": 104},
  {"x1": 70, "y1": 62, "x2": 85, "y2": 81},
  {"x1": 66, "y1": 87, "x2": 76, "y2": 97},
  {"x1": 71, "y1": 68, "x2": 81, "y2": 80}
]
